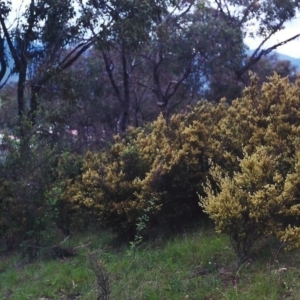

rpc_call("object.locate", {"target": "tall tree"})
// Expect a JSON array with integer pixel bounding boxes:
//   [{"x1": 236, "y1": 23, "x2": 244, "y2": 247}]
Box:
[
  {"x1": 80, "y1": 0, "x2": 300, "y2": 133},
  {"x1": 79, "y1": 0, "x2": 184, "y2": 132},
  {"x1": 0, "y1": 1, "x2": 10, "y2": 87},
  {"x1": 0, "y1": 0, "x2": 97, "y2": 131}
]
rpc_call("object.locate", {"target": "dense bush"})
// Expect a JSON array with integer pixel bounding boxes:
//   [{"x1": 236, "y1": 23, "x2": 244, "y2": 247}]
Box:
[
  {"x1": 50, "y1": 151, "x2": 84, "y2": 235},
  {"x1": 200, "y1": 74, "x2": 300, "y2": 259},
  {"x1": 0, "y1": 177, "x2": 15, "y2": 251},
  {"x1": 64, "y1": 73, "x2": 300, "y2": 246},
  {"x1": 0, "y1": 130, "x2": 82, "y2": 257},
  {"x1": 3, "y1": 73, "x2": 300, "y2": 258},
  {"x1": 0, "y1": 133, "x2": 58, "y2": 257},
  {"x1": 65, "y1": 72, "x2": 300, "y2": 255},
  {"x1": 65, "y1": 108, "x2": 226, "y2": 237},
  {"x1": 200, "y1": 147, "x2": 284, "y2": 259}
]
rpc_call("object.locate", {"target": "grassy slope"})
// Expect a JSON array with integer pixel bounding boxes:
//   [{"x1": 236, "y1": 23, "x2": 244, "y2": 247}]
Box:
[{"x1": 1, "y1": 228, "x2": 300, "y2": 300}]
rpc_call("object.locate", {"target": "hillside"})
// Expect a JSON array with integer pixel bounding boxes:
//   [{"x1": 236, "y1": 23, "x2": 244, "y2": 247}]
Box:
[
  {"x1": 274, "y1": 52, "x2": 300, "y2": 69},
  {"x1": 1, "y1": 228, "x2": 300, "y2": 299},
  {"x1": 247, "y1": 49, "x2": 300, "y2": 70}
]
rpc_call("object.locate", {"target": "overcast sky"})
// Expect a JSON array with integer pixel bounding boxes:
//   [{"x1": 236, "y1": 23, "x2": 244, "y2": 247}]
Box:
[{"x1": 9, "y1": 0, "x2": 300, "y2": 58}]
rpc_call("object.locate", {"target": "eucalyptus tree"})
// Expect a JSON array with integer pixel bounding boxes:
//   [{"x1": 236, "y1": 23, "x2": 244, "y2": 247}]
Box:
[
  {"x1": 78, "y1": 0, "x2": 300, "y2": 133},
  {"x1": 0, "y1": 0, "x2": 98, "y2": 131},
  {"x1": 0, "y1": 1, "x2": 101, "y2": 254},
  {"x1": 77, "y1": 0, "x2": 182, "y2": 132}
]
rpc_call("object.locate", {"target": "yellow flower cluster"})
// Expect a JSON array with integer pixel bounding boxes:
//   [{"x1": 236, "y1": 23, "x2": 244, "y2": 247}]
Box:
[
  {"x1": 63, "y1": 73, "x2": 300, "y2": 249},
  {"x1": 200, "y1": 74, "x2": 300, "y2": 257}
]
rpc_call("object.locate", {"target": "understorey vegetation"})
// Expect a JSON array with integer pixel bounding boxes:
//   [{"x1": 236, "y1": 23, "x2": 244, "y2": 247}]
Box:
[{"x1": 2, "y1": 74, "x2": 300, "y2": 262}]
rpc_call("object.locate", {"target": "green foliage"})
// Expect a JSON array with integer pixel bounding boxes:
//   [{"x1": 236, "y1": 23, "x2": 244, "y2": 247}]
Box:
[
  {"x1": 0, "y1": 134, "x2": 59, "y2": 258},
  {"x1": 6, "y1": 229, "x2": 300, "y2": 300},
  {"x1": 0, "y1": 177, "x2": 15, "y2": 252},
  {"x1": 54, "y1": 151, "x2": 84, "y2": 234},
  {"x1": 0, "y1": 128, "x2": 81, "y2": 257}
]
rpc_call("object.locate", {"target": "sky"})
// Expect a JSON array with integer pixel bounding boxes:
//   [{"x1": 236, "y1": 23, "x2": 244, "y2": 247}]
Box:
[{"x1": 8, "y1": 0, "x2": 300, "y2": 58}]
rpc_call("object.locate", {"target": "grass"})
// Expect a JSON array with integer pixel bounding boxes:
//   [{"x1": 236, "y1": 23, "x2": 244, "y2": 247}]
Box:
[{"x1": 1, "y1": 227, "x2": 300, "y2": 299}]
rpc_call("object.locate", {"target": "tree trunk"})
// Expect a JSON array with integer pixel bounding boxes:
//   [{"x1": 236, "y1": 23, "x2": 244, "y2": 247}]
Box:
[{"x1": 29, "y1": 84, "x2": 41, "y2": 125}]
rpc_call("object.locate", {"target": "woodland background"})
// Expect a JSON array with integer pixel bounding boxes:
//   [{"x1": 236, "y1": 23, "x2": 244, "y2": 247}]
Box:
[{"x1": 1, "y1": 0, "x2": 300, "y2": 261}]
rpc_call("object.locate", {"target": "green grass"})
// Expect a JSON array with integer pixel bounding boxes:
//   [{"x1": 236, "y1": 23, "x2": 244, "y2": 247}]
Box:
[{"x1": 1, "y1": 228, "x2": 300, "y2": 299}]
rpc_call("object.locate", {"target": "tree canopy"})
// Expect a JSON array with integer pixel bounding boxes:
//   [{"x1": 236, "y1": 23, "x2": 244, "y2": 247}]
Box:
[{"x1": 0, "y1": 0, "x2": 299, "y2": 135}]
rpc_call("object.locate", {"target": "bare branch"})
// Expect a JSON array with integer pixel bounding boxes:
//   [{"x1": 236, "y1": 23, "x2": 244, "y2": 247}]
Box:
[
  {"x1": 165, "y1": 63, "x2": 192, "y2": 101},
  {"x1": 121, "y1": 43, "x2": 130, "y2": 107},
  {"x1": 214, "y1": 0, "x2": 231, "y2": 18},
  {"x1": 37, "y1": 38, "x2": 97, "y2": 87},
  {"x1": 0, "y1": 13, "x2": 20, "y2": 70},
  {"x1": 134, "y1": 81, "x2": 156, "y2": 93},
  {"x1": 237, "y1": 1, "x2": 258, "y2": 27},
  {"x1": 236, "y1": 21, "x2": 300, "y2": 79},
  {"x1": 101, "y1": 49, "x2": 123, "y2": 104}
]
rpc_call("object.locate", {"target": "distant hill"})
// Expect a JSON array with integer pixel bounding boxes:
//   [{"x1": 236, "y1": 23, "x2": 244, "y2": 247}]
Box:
[
  {"x1": 247, "y1": 49, "x2": 300, "y2": 70},
  {"x1": 273, "y1": 52, "x2": 300, "y2": 70}
]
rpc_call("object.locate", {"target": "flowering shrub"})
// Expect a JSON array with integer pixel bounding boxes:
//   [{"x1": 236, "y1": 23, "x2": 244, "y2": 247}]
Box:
[
  {"x1": 62, "y1": 73, "x2": 300, "y2": 254},
  {"x1": 65, "y1": 108, "x2": 222, "y2": 237},
  {"x1": 200, "y1": 74, "x2": 300, "y2": 258}
]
